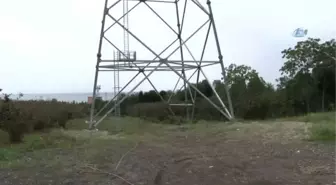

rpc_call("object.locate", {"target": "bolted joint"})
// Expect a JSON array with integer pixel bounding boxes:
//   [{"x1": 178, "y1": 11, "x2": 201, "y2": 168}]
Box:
[
  {"x1": 218, "y1": 55, "x2": 223, "y2": 61},
  {"x1": 207, "y1": 0, "x2": 211, "y2": 5},
  {"x1": 177, "y1": 34, "x2": 181, "y2": 40},
  {"x1": 197, "y1": 66, "x2": 201, "y2": 70},
  {"x1": 160, "y1": 58, "x2": 168, "y2": 63},
  {"x1": 139, "y1": 68, "x2": 144, "y2": 73},
  {"x1": 139, "y1": 0, "x2": 146, "y2": 2},
  {"x1": 104, "y1": 8, "x2": 109, "y2": 15},
  {"x1": 97, "y1": 53, "x2": 102, "y2": 58}
]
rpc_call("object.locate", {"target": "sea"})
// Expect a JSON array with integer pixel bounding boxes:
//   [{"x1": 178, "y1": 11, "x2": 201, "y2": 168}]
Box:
[{"x1": 6, "y1": 92, "x2": 116, "y2": 103}]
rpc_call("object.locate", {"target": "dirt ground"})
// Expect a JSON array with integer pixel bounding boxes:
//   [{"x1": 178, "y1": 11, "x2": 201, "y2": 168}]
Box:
[{"x1": 0, "y1": 121, "x2": 335, "y2": 185}]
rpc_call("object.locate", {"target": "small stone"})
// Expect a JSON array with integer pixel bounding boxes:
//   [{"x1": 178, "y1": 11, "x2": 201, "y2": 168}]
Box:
[{"x1": 209, "y1": 166, "x2": 214, "y2": 168}]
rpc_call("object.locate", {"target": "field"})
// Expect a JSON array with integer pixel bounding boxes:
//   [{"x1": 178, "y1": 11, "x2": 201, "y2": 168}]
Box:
[{"x1": 0, "y1": 112, "x2": 335, "y2": 185}]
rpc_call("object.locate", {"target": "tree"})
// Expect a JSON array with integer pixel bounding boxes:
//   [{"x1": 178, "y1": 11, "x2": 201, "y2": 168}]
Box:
[{"x1": 280, "y1": 38, "x2": 336, "y2": 112}]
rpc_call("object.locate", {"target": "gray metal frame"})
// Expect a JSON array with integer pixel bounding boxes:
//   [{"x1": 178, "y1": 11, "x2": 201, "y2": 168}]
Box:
[{"x1": 89, "y1": 0, "x2": 234, "y2": 129}]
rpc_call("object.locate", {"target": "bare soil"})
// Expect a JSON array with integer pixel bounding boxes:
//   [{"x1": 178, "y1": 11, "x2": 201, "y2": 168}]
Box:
[{"x1": 0, "y1": 121, "x2": 335, "y2": 185}]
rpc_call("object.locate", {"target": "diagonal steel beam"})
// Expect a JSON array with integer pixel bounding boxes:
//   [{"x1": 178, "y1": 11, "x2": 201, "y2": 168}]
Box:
[
  {"x1": 95, "y1": 36, "x2": 181, "y2": 119},
  {"x1": 108, "y1": 0, "x2": 122, "y2": 10},
  {"x1": 200, "y1": 68, "x2": 231, "y2": 117},
  {"x1": 142, "y1": 72, "x2": 176, "y2": 116},
  {"x1": 137, "y1": 0, "x2": 175, "y2": 3},
  {"x1": 191, "y1": 21, "x2": 212, "y2": 120},
  {"x1": 190, "y1": 0, "x2": 209, "y2": 15},
  {"x1": 144, "y1": 1, "x2": 197, "y2": 67},
  {"x1": 168, "y1": 75, "x2": 182, "y2": 103},
  {"x1": 167, "y1": 19, "x2": 210, "y2": 59},
  {"x1": 104, "y1": 1, "x2": 141, "y2": 33},
  {"x1": 94, "y1": 72, "x2": 141, "y2": 118},
  {"x1": 144, "y1": 2, "x2": 178, "y2": 35},
  {"x1": 180, "y1": 0, "x2": 188, "y2": 32},
  {"x1": 107, "y1": 13, "x2": 162, "y2": 60},
  {"x1": 104, "y1": 36, "x2": 129, "y2": 60},
  {"x1": 168, "y1": 68, "x2": 198, "y2": 103},
  {"x1": 163, "y1": 61, "x2": 231, "y2": 120},
  {"x1": 176, "y1": 68, "x2": 199, "y2": 103},
  {"x1": 93, "y1": 61, "x2": 165, "y2": 127}
]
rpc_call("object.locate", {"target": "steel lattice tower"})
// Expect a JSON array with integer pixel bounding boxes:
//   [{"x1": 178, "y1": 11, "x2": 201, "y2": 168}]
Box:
[{"x1": 89, "y1": 0, "x2": 234, "y2": 129}]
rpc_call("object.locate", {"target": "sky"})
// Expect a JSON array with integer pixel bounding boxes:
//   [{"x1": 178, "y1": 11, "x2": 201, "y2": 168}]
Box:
[{"x1": 0, "y1": 0, "x2": 335, "y2": 94}]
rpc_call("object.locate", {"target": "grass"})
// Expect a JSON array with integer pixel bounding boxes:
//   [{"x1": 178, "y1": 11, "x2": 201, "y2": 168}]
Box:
[
  {"x1": 310, "y1": 121, "x2": 335, "y2": 141},
  {"x1": 300, "y1": 112, "x2": 335, "y2": 142},
  {"x1": 0, "y1": 112, "x2": 334, "y2": 165},
  {"x1": 277, "y1": 111, "x2": 335, "y2": 141},
  {"x1": 67, "y1": 116, "x2": 169, "y2": 136},
  {"x1": 0, "y1": 130, "x2": 81, "y2": 164}
]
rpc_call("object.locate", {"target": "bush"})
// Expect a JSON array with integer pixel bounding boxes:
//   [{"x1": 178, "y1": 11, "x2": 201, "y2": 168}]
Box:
[
  {"x1": 0, "y1": 95, "x2": 29, "y2": 143},
  {"x1": 0, "y1": 91, "x2": 89, "y2": 143},
  {"x1": 14, "y1": 100, "x2": 88, "y2": 131}
]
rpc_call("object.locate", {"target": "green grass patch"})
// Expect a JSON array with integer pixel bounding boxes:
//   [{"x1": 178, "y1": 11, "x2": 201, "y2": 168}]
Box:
[
  {"x1": 279, "y1": 112, "x2": 335, "y2": 142},
  {"x1": 299, "y1": 112, "x2": 335, "y2": 123},
  {"x1": 310, "y1": 121, "x2": 335, "y2": 141},
  {"x1": 0, "y1": 130, "x2": 82, "y2": 163},
  {"x1": 278, "y1": 111, "x2": 335, "y2": 123},
  {"x1": 302, "y1": 112, "x2": 335, "y2": 142}
]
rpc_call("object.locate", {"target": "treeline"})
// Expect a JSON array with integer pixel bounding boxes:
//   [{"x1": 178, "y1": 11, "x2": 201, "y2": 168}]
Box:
[
  {"x1": 95, "y1": 38, "x2": 335, "y2": 121},
  {"x1": 1, "y1": 37, "x2": 335, "y2": 143}
]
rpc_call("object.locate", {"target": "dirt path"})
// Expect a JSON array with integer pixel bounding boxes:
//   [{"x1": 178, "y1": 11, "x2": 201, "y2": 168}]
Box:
[{"x1": 0, "y1": 121, "x2": 335, "y2": 185}]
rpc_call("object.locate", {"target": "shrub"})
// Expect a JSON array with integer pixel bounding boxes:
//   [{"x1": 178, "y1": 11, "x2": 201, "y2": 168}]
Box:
[
  {"x1": 0, "y1": 90, "x2": 88, "y2": 143},
  {"x1": 0, "y1": 95, "x2": 28, "y2": 143},
  {"x1": 14, "y1": 100, "x2": 88, "y2": 131}
]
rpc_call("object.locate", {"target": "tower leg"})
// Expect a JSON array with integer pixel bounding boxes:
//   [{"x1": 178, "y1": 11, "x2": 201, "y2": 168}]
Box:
[
  {"x1": 206, "y1": 0, "x2": 235, "y2": 119},
  {"x1": 89, "y1": 0, "x2": 109, "y2": 129}
]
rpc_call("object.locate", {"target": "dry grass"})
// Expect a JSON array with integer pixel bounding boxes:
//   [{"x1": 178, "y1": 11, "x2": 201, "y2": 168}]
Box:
[{"x1": 0, "y1": 114, "x2": 334, "y2": 185}]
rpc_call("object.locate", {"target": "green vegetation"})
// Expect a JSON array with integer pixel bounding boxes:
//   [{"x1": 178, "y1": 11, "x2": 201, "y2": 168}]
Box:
[
  {"x1": 0, "y1": 92, "x2": 89, "y2": 143},
  {"x1": 0, "y1": 130, "x2": 79, "y2": 163},
  {"x1": 0, "y1": 37, "x2": 335, "y2": 149},
  {"x1": 93, "y1": 38, "x2": 335, "y2": 122},
  {"x1": 306, "y1": 112, "x2": 335, "y2": 141}
]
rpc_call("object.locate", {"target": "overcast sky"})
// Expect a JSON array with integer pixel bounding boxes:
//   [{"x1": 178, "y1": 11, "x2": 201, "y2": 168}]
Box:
[{"x1": 0, "y1": 0, "x2": 335, "y2": 94}]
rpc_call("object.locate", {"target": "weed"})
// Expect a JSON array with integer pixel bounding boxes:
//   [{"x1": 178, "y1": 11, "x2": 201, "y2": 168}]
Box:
[{"x1": 310, "y1": 121, "x2": 335, "y2": 141}]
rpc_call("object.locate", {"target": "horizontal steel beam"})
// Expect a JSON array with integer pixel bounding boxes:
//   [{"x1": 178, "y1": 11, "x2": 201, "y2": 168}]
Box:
[
  {"x1": 98, "y1": 68, "x2": 196, "y2": 72},
  {"x1": 169, "y1": 104, "x2": 193, "y2": 107},
  {"x1": 100, "y1": 59, "x2": 219, "y2": 63}
]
